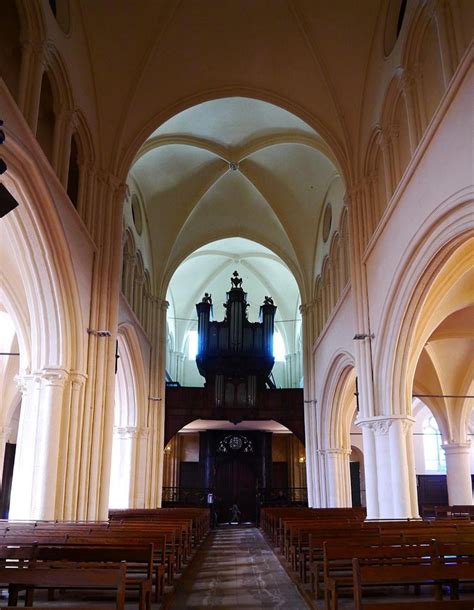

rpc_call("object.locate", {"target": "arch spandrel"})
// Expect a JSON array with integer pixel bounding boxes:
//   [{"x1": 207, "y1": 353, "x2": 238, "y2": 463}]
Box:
[{"x1": 375, "y1": 200, "x2": 474, "y2": 420}]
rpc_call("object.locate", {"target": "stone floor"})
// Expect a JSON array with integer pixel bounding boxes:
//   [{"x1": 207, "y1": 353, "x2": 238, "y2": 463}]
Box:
[{"x1": 166, "y1": 525, "x2": 310, "y2": 609}]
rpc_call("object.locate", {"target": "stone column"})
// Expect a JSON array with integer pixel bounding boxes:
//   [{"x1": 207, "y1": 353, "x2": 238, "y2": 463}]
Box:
[
  {"x1": 132, "y1": 426, "x2": 149, "y2": 508},
  {"x1": 357, "y1": 416, "x2": 419, "y2": 519},
  {"x1": 145, "y1": 297, "x2": 168, "y2": 507},
  {"x1": 300, "y1": 302, "x2": 318, "y2": 507},
  {"x1": 10, "y1": 368, "x2": 68, "y2": 520},
  {"x1": 324, "y1": 448, "x2": 352, "y2": 507},
  {"x1": 358, "y1": 422, "x2": 379, "y2": 518},
  {"x1": 0, "y1": 427, "x2": 12, "y2": 486},
  {"x1": 62, "y1": 372, "x2": 87, "y2": 520},
  {"x1": 443, "y1": 442, "x2": 472, "y2": 505},
  {"x1": 109, "y1": 426, "x2": 135, "y2": 508}
]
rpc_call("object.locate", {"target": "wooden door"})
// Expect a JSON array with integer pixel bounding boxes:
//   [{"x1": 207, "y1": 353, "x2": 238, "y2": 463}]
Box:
[{"x1": 215, "y1": 456, "x2": 257, "y2": 523}]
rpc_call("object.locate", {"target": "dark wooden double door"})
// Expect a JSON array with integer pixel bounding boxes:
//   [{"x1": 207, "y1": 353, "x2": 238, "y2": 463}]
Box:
[{"x1": 214, "y1": 454, "x2": 257, "y2": 523}]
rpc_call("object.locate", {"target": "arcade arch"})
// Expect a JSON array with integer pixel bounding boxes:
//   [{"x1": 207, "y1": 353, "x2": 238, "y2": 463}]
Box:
[
  {"x1": 0, "y1": 122, "x2": 86, "y2": 520},
  {"x1": 165, "y1": 237, "x2": 302, "y2": 390},
  {"x1": 109, "y1": 325, "x2": 149, "y2": 509}
]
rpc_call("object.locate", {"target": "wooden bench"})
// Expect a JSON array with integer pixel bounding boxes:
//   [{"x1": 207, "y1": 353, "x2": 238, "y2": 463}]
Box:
[
  {"x1": 0, "y1": 561, "x2": 127, "y2": 610},
  {"x1": 33, "y1": 543, "x2": 153, "y2": 610},
  {"x1": 352, "y1": 557, "x2": 474, "y2": 609}
]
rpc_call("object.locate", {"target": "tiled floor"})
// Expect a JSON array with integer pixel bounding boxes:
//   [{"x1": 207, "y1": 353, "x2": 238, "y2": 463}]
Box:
[{"x1": 167, "y1": 525, "x2": 310, "y2": 609}]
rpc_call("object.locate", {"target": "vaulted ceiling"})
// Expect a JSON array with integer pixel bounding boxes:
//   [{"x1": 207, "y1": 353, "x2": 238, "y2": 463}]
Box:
[
  {"x1": 76, "y1": 0, "x2": 385, "y2": 175},
  {"x1": 129, "y1": 97, "x2": 339, "y2": 300}
]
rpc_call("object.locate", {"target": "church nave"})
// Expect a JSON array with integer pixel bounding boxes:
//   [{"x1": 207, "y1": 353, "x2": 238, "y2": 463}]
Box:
[{"x1": 167, "y1": 526, "x2": 309, "y2": 610}]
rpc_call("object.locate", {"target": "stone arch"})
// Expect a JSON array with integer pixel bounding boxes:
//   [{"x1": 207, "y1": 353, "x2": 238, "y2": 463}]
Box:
[
  {"x1": 339, "y1": 206, "x2": 350, "y2": 287},
  {"x1": 329, "y1": 232, "x2": 342, "y2": 303},
  {"x1": 380, "y1": 74, "x2": 411, "y2": 188},
  {"x1": 161, "y1": 229, "x2": 307, "y2": 305},
  {"x1": 320, "y1": 351, "x2": 356, "y2": 507},
  {"x1": 321, "y1": 351, "x2": 356, "y2": 450},
  {"x1": 117, "y1": 89, "x2": 350, "y2": 189},
  {"x1": 402, "y1": 2, "x2": 445, "y2": 132},
  {"x1": 376, "y1": 198, "x2": 473, "y2": 419},
  {"x1": 363, "y1": 127, "x2": 387, "y2": 234},
  {"x1": 109, "y1": 323, "x2": 149, "y2": 509},
  {"x1": 67, "y1": 110, "x2": 95, "y2": 212},
  {"x1": 1, "y1": 136, "x2": 84, "y2": 371},
  {"x1": 1, "y1": 120, "x2": 85, "y2": 519}
]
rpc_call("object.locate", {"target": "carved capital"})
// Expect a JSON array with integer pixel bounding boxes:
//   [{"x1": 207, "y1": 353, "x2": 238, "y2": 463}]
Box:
[
  {"x1": 114, "y1": 426, "x2": 137, "y2": 439},
  {"x1": 70, "y1": 371, "x2": 87, "y2": 391},
  {"x1": 136, "y1": 426, "x2": 150, "y2": 440},
  {"x1": 344, "y1": 182, "x2": 363, "y2": 208},
  {"x1": 442, "y1": 441, "x2": 471, "y2": 455},
  {"x1": 299, "y1": 301, "x2": 315, "y2": 316},
  {"x1": 40, "y1": 368, "x2": 69, "y2": 388}
]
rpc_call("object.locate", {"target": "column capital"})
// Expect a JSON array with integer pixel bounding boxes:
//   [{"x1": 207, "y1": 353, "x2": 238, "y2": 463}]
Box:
[
  {"x1": 442, "y1": 441, "x2": 471, "y2": 454},
  {"x1": 356, "y1": 415, "x2": 415, "y2": 435},
  {"x1": 321, "y1": 447, "x2": 351, "y2": 457},
  {"x1": 69, "y1": 371, "x2": 87, "y2": 389},
  {"x1": 344, "y1": 183, "x2": 364, "y2": 207},
  {"x1": 299, "y1": 301, "x2": 315, "y2": 316},
  {"x1": 114, "y1": 426, "x2": 137, "y2": 439},
  {"x1": 40, "y1": 368, "x2": 69, "y2": 388},
  {"x1": 136, "y1": 426, "x2": 150, "y2": 439}
]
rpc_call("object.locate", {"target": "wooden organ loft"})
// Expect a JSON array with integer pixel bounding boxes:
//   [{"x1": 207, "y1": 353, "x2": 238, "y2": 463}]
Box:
[
  {"x1": 165, "y1": 272, "x2": 304, "y2": 445},
  {"x1": 195, "y1": 270, "x2": 277, "y2": 408}
]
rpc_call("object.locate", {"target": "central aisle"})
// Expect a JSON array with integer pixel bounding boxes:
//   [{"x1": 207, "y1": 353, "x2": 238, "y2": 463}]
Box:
[{"x1": 168, "y1": 525, "x2": 310, "y2": 609}]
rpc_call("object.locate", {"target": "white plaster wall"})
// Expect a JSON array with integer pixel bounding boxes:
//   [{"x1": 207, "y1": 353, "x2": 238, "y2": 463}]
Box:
[
  {"x1": 314, "y1": 174, "x2": 346, "y2": 276},
  {"x1": 366, "y1": 67, "x2": 473, "y2": 390},
  {"x1": 313, "y1": 288, "x2": 355, "y2": 406}
]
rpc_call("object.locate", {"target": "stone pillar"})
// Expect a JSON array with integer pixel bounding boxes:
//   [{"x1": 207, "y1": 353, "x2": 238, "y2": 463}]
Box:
[
  {"x1": 300, "y1": 302, "x2": 318, "y2": 507},
  {"x1": 0, "y1": 427, "x2": 12, "y2": 486},
  {"x1": 357, "y1": 416, "x2": 419, "y2": 519},
  {"x1": 10, "y1": 368, "x2": 68, "y2": 520},
  {"x1": 144, "y1": 297, "x2": 168, "y2": 507},
  {"x1": 324, "y1": 448, "x2": 352, "y2": 507},
  {"x1": 62, "y1": 372, "x2": 87, "y2": 520},
  {"x1": 109, "y1": 426, "x2": 135, "y2": 509},
  {"x1": 359, "y1": 423, "x2": 379, "y2": 518},
  {"x1": 132, "y1": 426, "x2": 149, "y2": 508},
  {"x1": 443, "y1": 442, "x2": 472, "y2": 505}
]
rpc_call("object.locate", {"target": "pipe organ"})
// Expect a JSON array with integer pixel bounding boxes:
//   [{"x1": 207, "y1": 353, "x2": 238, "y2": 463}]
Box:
[{"x1": 195, "y1": 271, "x2": 277, "y2": 407}]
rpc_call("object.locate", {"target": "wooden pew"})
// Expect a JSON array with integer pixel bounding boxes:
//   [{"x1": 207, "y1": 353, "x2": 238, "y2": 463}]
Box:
[
  {"x1": 0, "y1": 561, "x2": 127, "y2": 610},
  {"x1": 33, "y1": 543, "x2": 154, "y2": 610},
  {"x1": 352, "y1": 556, "x2": 474, "y2": 609},
  {"x1": 324, "y1": 541, "x2": 437, "y2": 610}
]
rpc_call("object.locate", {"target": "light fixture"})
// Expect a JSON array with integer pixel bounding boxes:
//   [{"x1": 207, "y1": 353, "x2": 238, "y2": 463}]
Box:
[
  {"x1": 87, "y1": 329, "x2": 111, "y2": 337},
  {"x1": 298, "y1": 456, "x2": 306, "y2": 463},
  {"x1": 353, "y1": 333, "x2": 375, "y2": 340}
]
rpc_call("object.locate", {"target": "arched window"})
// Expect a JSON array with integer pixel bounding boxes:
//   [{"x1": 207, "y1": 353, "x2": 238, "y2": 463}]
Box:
[
  {"x1": 273, "y1": 331, "x2": 285, "y2": 362},
  {"x1": 187, "y1": 330, "x2": 198, "y2": 360},
  {"x1": 423, "y1": 416, "x2": 446, "y2": 473}
]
